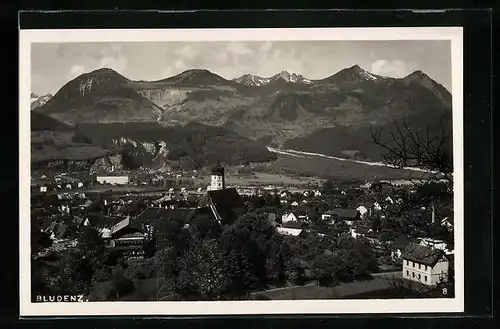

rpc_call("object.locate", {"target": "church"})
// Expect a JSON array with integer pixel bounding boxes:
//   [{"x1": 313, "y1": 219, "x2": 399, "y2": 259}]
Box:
[
  {"x1": 103, "y1": 163, "x2": 246, "y2": 258},
  {"x1": 196, "y1": 163, "x2": 246, "y2": 226}
]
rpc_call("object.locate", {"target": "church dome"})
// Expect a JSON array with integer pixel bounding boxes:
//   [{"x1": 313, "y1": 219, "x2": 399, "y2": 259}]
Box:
[{"x1": 211, "y1": 162, "x2": 224, "y2": 175}]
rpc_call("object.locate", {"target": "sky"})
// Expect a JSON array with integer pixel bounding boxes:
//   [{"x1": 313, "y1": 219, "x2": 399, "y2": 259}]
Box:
[{"x1": 31, "y1": 40, "x2": 451, "y2": 96}]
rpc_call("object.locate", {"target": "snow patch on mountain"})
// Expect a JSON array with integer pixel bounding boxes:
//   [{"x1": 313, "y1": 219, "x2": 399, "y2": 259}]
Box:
[
  {"x1": 271, "y1": 71, "x2": 312, "y2": 84},
  {"x1": 30, "y1": 93, "x2": 53, "y2": 109},
  {"x1": 234, "y1": 71, "x2": 313, "y2": 86}
]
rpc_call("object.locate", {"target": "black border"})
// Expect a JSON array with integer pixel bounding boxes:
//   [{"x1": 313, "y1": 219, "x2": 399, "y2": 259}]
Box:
[{"x1": 10, "y1": 8, "x2": 494, "y2": 327}]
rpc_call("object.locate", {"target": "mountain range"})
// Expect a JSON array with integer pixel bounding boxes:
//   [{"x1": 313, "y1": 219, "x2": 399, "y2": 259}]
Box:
[
  {"x1": 31, "y1": 65, "x2": 452, "y2": 170},
  {"x1": 31, "y1": 93, "x2": 53, "y2": 109},
  {"x1": 232, "y1": 71, "x2": 312, "y2": 86}
]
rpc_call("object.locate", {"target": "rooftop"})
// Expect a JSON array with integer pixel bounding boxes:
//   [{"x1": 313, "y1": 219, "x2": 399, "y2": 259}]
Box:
[
  {"x1": 198, "y1": 188, "x2": 245, "y2": 225},
  {"x1": 326, "y1": 209, "x2": 360, "y2": 219},
  {"x1": 402, "y1": 242, "x2": 446, "y2": 267},
  {"x1": 282, "y1": 221, "x2": 306, "y2": 229},
  {"x1": 134, "y1": 207, "x2": 194, "y2": 227},
  {"x1": 211, "y1": 162, "x2": 224, "y2": 175}
]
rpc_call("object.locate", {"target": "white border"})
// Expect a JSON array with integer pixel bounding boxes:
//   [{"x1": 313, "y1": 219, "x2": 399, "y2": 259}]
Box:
[{"x1": 19, "y1": 27, "x2": 464, "y2": 316}]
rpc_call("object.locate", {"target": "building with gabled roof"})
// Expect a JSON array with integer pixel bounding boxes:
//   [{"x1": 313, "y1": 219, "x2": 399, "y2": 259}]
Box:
[
  {"x1": 324, "y1": 209, "x2": 360, "y2": 226},
  {"x1": 198, "y1": 188, "x2": 245, "y2": 226},
  {"x1": 276, "y1": 226, "x2": 303, "y2": 237},
  {"x1": 401, "y1": 242, "x2": 449, "y2": 286},
  {"x1": 104, "y1": 215, "x2": 153, "y2": 260}
]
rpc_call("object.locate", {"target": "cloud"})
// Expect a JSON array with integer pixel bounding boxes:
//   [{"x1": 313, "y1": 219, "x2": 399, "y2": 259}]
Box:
[
  {"x1": 173, "y1": 44, "x2": 199, "y2": 59},
  {"x1": 226, "y1": 42, "x2": 254, "y2": 56},
  {"x1": 68, "y1": 65, "x2": 86, "y2": 79},
  {"x1": 98, "y1": 55, "x2": 128, "y2": 74},
  {"x1": 260, "y1": 41, "x2": 273, "y2": 53},
  {"x1": 371, "y1": 59, "x2": 411, "y2": 77},
  {"x1": 174, "y1": 60, "x2": 187, "y2": 70}
]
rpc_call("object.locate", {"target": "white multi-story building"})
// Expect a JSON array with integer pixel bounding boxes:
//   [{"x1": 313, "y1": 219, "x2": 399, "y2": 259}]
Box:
[
  {"x1": 96, "y1": 175, "x2": 129, "y2": 185},
  {"x1": 401, "y1": 242, "x2": 449, "y2": 286}
]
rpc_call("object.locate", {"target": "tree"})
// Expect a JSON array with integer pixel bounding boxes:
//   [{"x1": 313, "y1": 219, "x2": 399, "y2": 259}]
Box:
[
  {"x1": 31, "y1": 226, "x2": 52, "y2": 253},
  {"x1": 322, "y1": 179, "x2": 334, "y2": 195},
  {"x1": 111, "y1": 265, "x2": 135, "y2": 299},
  {"x1": 370, "y1": 118, "x2": 452, "y2": 181},
  {"x1": 55, "y1": 248, "x2": 96, "y2": 295},
  {"x1": 219, "y1": 214, "x2": 278, "y2": 296},
  {"x1": 370, "y1": 214, "x2": 382, "y2": 232},
  {"x1": 176, "y1": 237, "x2": 226, "y2": 300},
  {"x1": 380, "y1": 230, "x2": 395, "y2": 242},
  {"x1": 311, "y1": 254, "x2": 339, "y2": 286},
  {"x1": 266, "y1": 236, "x2": 291, "y2": 285}
]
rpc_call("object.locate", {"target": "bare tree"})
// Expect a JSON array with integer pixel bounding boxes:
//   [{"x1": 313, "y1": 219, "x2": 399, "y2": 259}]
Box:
[{"x1": 370, "y1": 118, "x2": 453, "y2": 182}]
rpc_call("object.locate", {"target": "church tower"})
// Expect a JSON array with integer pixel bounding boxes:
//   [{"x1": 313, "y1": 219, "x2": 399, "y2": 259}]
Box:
[{"x1": 210, "y1": 162, "x2": 225, "y2": 191}]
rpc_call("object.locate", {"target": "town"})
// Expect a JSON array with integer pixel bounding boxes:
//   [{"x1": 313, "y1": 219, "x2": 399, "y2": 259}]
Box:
[{"x1": 31, "y1": 160, "x2": 454, "y2": 301}]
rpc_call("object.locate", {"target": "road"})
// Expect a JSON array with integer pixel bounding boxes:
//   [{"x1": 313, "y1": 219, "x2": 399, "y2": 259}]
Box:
[
  {"x1": 266, "y1": 147, "x2": 439, "y2": 174},
  {"x1": 251, "y1": 270, "x2": 402, "y2": 297}
]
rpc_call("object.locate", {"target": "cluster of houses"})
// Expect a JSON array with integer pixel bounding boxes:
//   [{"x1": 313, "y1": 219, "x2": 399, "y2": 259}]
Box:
[{"x1": 33, "y1": 164, "x2": 454, "y2": 287}]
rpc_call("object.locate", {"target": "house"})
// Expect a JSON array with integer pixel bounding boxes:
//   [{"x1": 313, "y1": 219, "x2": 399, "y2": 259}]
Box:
[
  {"x1": 54, "y1": 223, "x2": 69, "y2": 240},
  {"x1": 349, "y1": 226, "x2": 371, "y2": 239},
  {"x1": 276, "y1": 221, "x2": 305, "y2": 237},
  {"x1": 401, "y1": 242, "x2": 449, "y2": 286},
  {"x1": 417, "y1": 237, "x2": 452, "y2": 254},
  {"x1": 57, "y1": 193, "x2": 71, "y2": 201},
  {"x1": 84, "y1": 214, "x2": 124, "y2": 231},
  {"x1": 282, "y1": 212, "x2": 309, "y2": 223},
  {"x1": 391, "y1": 235, "x2": 411, "y2": 260},
  {"x1": 280, "y1": 200, "x2": 288, "y2": 204},
  {"x1": 104, "y1": 216, "x2": 153, "y2": 259},
  {"x1": 134, "y1": 207, "x2": 193, "y2": 247},
  {"x1": 282, "y1": 212, "x2": 298, "y2": 223},
  {"x1": 198, "y1": 188, "x2": 245, "y2": 226},
  {"x1": 314, "y1": 190, "x2": 322, "y2": 197},
  {"x1": 365, "y1": 231, "x2": 383, "y2": 247},
  {"x1": 77, "y1": 182, "x2": 84, "y2": 188},
  {"x1": 96, "y1": 175, "x2": 129, "y2": 185},
  {"x1": 326, "y1": 209, "x2": 361, "y2": 226},
  {"x1": 279, "y1": 191, "x2": 289, "y2": 199},
  {"x1": 40, "y1": 186, "x2": 47, "y2": 193},
  {"x1": 291, "y1": 201, "x2": 299, "y2": 207},
  {"x1": 276, "y1": 227, "x2": 303, "y2": 236},
  {"x1": 321, "y1": 211, "x2": 342, "y2": 223},
  {"x1": 356, "y1": 205, "x2": 370, "y2": 219},
  {"x1": 81, "y1": 200, "x2": 93, "y2": 209}
]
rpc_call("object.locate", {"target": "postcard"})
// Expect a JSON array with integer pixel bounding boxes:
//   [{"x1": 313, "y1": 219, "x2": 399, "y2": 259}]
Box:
[{"x1": 19, "y1": 26, "x2": 464, "y2": 316}]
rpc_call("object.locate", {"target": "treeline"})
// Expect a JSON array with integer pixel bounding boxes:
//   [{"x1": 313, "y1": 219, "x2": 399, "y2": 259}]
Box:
[
  {"x1": 73, "y1": 122, "x2": 277, "y2": 170},
  {"x1": 284, "y1": 109, "x2": 452, "y2": 162}
]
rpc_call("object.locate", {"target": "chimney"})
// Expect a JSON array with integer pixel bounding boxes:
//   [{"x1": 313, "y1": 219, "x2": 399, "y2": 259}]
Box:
[{"x1": 431, "y1": 204, "x2": 436, "y2": 224}]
